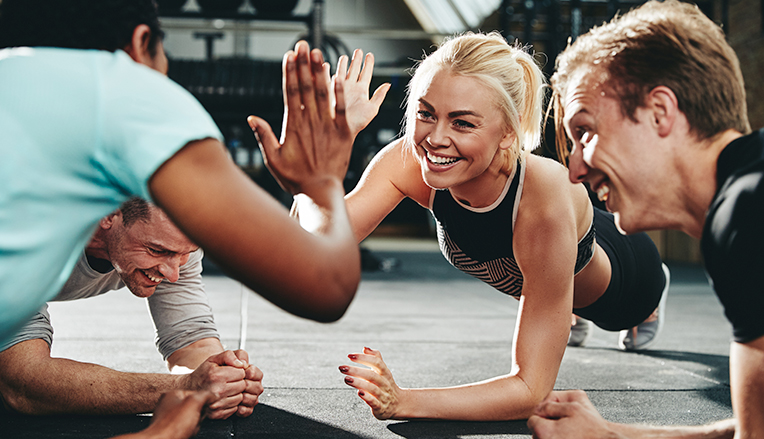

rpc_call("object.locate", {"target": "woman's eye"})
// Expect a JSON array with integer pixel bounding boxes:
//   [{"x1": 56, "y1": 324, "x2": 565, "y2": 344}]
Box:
[
  {"x1": 417, "y1": 110, "x2": 433, "y2": 120},
  {"x1": 454, "y1": 119, "x2": 475, "y2": 129}
]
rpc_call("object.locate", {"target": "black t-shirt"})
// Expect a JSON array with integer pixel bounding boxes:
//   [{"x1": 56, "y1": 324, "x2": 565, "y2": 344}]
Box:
[{"x1": 702, "y1": 128, "x2": 764, "y2": 343}]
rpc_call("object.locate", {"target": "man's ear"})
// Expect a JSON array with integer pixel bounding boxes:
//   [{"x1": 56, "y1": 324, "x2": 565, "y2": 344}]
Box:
[
  {"x1": 646, "y1": 86, "x2": 679, "y2": 138},
  {"x1": 123, "y1": 24, "x2": 153, "y2": 66},
  {"x1": 100, "y1": 210, "x2": 123, "y2": 230}
]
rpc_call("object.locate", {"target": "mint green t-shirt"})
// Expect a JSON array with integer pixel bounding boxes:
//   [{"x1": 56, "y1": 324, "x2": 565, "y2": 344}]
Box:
[{"x1": 0, "y1": 47, "x2": 223, "y2": 343}]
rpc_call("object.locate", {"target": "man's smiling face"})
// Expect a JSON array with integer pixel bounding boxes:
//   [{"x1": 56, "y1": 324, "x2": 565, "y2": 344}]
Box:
[
  {"x1": 563, "y1": 67, "x2": 670, "y2": 234},
  {"x1": 105, "y1": 207, "x2": 198, "y2": 298}
]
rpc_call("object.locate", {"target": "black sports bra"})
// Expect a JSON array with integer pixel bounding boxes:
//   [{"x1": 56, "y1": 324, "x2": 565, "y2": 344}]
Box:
[{"x1": 430, "y1": 160, "x2": 595, "y2": 298}]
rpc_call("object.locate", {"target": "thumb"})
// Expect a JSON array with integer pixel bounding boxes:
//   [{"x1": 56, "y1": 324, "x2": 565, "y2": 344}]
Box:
[
  {"x1": 207, "y1": 350, "x2": 247, "y2": 368},
  {"x1": 247, "y1": 115, "x2": 279, "y2": 159},
  {"x1": 533, "y1": 400, "x2": 573, "y2": 420},
  {"x1": 369, "y1": 83, "x2": 391, "y2": 109}
]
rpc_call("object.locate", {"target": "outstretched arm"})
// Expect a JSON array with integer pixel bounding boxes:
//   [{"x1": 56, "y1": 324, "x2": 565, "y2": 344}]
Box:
[
  {"x1": 0, "y1": 339, "x2": 254, "y2": 419},
  {"x1": 340, "y1": 158, "x2": 580, "y2": 421},
  {"x1": 528, "y1": 390, "x2": 736, "y2": 439},
  {"x1": 150, "y1": 41, "x2": 360, "y2": 323}
]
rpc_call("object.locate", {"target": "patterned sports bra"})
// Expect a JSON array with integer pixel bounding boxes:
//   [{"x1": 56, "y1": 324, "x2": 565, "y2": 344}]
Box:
[{"x1": 429, "y1": 160, "x2": 595, "y2": 298}]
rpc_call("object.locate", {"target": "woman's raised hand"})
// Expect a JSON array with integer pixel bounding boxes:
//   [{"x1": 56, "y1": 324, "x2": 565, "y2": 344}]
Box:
[
  {"x1": 335, "y1": 49, "x2": 390, "y2": 138},
  {"x1": 339, "y1": 347, "x2": 402, "y2": 420}
]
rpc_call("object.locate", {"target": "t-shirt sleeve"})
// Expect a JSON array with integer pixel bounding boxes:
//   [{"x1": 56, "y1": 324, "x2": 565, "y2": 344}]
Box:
[
  {"x1": 96, "y1": 52, "x2": 224, "y2": 203},
  {"x1": 0, "y1": 305, "x2": 53, "y2": 353},
  {"x1": 146, "y1": 249, "x2": 220, "y2": 360},
  {"x1": 703, "y1": 169, "x2": 764, "y2": 343}
]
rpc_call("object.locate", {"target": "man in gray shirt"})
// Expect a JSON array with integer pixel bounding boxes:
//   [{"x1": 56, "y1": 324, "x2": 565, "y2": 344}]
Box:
[{"x1": 0, "y1": 198, "x2": 263, "y2": 419}]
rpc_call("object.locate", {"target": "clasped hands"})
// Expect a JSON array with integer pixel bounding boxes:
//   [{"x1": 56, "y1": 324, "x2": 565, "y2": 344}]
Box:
[{"x1": 181, "y1": 349, "x2": 263, "y2": 420}]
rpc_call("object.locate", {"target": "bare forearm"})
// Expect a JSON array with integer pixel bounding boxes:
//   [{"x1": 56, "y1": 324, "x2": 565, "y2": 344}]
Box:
[
  {"x1": 2, "y1": 357, "x2": 182, "y2": 415},
  {"x1": 611, "y1": 418, "x2": 736, "y2": 439},
  {"x1": 167, "y1": 338, "x2": 224, "y2": 372},
  {"x1": 151, "y1": 141, "x2": 359, "y2": 323},
  {"x1": 396, "y1": 375, "x2": 541, "y2": 421}
]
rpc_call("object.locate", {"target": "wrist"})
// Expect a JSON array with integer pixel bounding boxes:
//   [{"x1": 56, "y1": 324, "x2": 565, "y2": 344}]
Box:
[
  {"x1": 390, "y1": 388, "x2": 413, "y2": 420},
  {"x1": 298, "y1": 176, "x2": 344, "y2": 201}
]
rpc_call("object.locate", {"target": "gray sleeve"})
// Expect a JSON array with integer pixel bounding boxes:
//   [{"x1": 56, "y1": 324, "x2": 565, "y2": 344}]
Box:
[
  {"x1": 0, "y1": 305, "x2": 52, "y2": 352},
  {"x1": 147, "y1": 249, "x2": 220, "y2": 360}
]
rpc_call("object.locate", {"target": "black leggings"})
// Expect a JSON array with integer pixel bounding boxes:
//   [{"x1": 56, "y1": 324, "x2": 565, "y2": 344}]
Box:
[{"x1": 573, "y1": 208, "x2": 666, "y2": 331}]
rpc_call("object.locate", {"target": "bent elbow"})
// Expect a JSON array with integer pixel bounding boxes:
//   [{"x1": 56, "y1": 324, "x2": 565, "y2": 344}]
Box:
[
  {"x1": 301, "y1": 263, "x2": 360, "y2": 323},
  {"x1": 1, "y1": 390, "x2": 45, "y2": 415}
]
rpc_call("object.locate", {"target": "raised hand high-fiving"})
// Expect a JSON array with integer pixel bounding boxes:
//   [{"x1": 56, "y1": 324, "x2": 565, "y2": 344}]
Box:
[{"x1": 248, "y1": 40, "x2": 353, "y2": 198}]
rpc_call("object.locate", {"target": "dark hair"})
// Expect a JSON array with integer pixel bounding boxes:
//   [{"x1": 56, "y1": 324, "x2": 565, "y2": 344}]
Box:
[
  {"x1": 551, "y1": 0, "x2": 750, "y2": 162},
  {"x1": 120, "y1": 197, "x2": 153, "y2": 227},
  {"x1": 0, "y1": 0, "x2": 164, "y2": 55}
]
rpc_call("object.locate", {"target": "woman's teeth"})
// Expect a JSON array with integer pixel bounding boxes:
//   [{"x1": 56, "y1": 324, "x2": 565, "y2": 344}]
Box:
[
  {"x1": 597, "y1": 184, "x2": 610, "y2": 202},
  {"x1": 143, "y1": 270, "x2": 161, "y2": 283},
  {"x1": 427, "y1": 151, "x2": 459, "y2": 165}
]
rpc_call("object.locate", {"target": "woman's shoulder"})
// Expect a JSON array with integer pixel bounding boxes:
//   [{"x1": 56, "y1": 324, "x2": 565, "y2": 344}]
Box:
[
  {"x1": 364, "y1": 138, "x2": 432, "y2": 206},
  {"x1": 523, "y1": 154, "x2": 577, "y2": 193},
  {"x1": 519, "y1": 154, "x2": 590, "y2": 220}
]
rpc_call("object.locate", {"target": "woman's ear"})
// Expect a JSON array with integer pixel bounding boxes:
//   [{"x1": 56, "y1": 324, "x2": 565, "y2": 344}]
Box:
[
  {"x1": 123, "y1": 24, "x2": 153, "y2": 66},
  {"x1": 499, "y1": 130, "x2": 517, "y2": 150}
]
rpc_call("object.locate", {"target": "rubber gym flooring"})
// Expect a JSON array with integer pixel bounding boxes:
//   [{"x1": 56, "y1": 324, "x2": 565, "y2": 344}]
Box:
[{"x1": 0, "y1": 237, "x2": 733, "y2": 438}]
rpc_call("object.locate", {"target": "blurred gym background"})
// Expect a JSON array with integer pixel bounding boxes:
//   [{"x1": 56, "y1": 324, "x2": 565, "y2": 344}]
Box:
[{"x1": 157, "y1": 0, "x2": 764, "y2": 264}]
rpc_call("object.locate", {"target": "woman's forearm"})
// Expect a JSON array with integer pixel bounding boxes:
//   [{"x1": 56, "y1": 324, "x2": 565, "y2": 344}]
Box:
[{"x1": 395, "y1": 374, "x2": 543, "y2": 421}]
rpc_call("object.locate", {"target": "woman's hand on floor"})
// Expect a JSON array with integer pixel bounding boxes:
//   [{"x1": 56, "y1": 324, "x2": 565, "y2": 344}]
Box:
[{"x1": 340, "y1": 347, "x2": 403, "y2": 420}]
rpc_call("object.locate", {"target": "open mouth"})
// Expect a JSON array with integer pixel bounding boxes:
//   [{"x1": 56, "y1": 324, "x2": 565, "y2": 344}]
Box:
[
  {"x1": 142, "y1": 270, "x2": 162, "y2": 283},
  {"x1": 426, "y1": 150, "x2": 461, "y2": 165},
  {"x1": 596, "y1": 183, "x2": 610, "y2": 202}
]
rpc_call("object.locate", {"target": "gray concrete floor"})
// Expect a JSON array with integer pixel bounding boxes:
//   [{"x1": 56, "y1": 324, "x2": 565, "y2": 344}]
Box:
[{"x1": 5, "y1": 237, "x2": 734, "y2": 438}]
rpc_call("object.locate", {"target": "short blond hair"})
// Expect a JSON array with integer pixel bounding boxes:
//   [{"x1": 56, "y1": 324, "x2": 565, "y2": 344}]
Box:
[
  {"x1": 551, "y1": 0, "x2": 750, "y2": 161},
  {"x1": 404, "y1": 31, "x2": 547, "y2": 168}
]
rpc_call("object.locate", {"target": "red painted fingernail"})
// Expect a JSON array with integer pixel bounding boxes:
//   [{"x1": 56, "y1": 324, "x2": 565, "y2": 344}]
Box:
[
  {"x1": 348, "y1": 354, "x2": 357, "y2": 360},
  {"x1": 358, "y1": 391, "x2": 365, "y2": 397},
  {"x1": 339, "y1": 366, "x2": 349, "y2": 373},
  {"x1": 344, "y1": 376, "x2": 354, "y2": 384}
]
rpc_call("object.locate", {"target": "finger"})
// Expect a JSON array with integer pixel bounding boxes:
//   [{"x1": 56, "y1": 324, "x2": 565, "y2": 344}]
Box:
[
  {"x1": 294, "y1": 41, "x2": 318, "y2": 121},
  {"x1": 208, "y1": 393, "x2": 244, "y2": 412},
  {"x1": 339, "y1": 364, "x2": 387, "y2": 388},
  {"x1": 282, "y1": 49, "x2": 300, "y2": 115},
  {"x1": 333, "y1": 71, "x2": 348, "y2": 132},
  {"x1": 335, "y1": 54, "x2": 349, "y2": 81},
  {"x1": 311, "y1": 48, "x2": 331, "y2": 118},
  {"x1": 240, "y1": 390, "x2": 260, "y2": 407},
  {"x1": 356, "y1": 388, "x2": 381, "y2": 411},
  {"x1": 527, "y1": 415, "x2": 548, "y2": 437},
  {"x1": 243, "y1": 377, "x2": 264, "y2": 398},
  {"x1": 358, "y1": 52, "x2": 375, "y2": 84},
  {"x1": 236, "y1": 404, "x2": 255, "y2": 418},
  {"x1": 533, "y1": 401, "x2": 576, "y2": 420},
  {"x1": 206, "y1": 406, "x2": 238, "y2": 420},
  {"x1": 243, "y1": 364, "x2": 264, "y2": 382},
  {"x1": 347, "y1": 49, "x2": 364, "y2": 80},
  {"x1": 233, "y1": 349, "x2": 250, "y2": 365},
  {"x1": 342, "y1": 373, "x2": 384, "y2": 398},
  {"x1": 370, "y1": 83, "x2": 391, "y2": 109}
]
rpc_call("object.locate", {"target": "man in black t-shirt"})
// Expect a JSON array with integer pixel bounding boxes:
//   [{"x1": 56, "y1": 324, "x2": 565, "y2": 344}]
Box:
[{"x1": 527, "y1": 1, "x2": 763, "y2": 438}]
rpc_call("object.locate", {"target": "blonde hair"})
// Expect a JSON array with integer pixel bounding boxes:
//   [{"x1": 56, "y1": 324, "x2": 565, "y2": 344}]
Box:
[{"x1": 404, "y1": 31, "x2": 547, "y2": 168}]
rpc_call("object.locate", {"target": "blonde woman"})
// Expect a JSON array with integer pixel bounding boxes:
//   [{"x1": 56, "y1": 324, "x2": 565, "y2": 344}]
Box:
[{"x1": 294, "y1": 32, "x2": 669, "y2": 421}]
